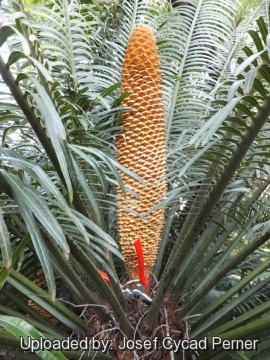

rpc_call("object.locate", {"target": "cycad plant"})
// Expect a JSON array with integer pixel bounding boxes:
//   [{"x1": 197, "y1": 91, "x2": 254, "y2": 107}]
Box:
[{"x1": 1, "y1": 0, "x2": 270, "y2": 359}]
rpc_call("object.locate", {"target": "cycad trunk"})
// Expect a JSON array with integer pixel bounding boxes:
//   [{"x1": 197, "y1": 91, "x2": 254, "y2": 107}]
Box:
[{"x1": 116, "y1": 25, "x2": 167, "y2": 281}]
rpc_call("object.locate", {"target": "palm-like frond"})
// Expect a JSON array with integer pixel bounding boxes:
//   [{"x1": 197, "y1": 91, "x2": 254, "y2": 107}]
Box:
[{"x1": 1, "y1": 0, "x2": 270, "y2": 359}]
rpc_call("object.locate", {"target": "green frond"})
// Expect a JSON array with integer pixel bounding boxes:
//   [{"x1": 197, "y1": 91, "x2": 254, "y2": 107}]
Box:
[{"x1": 2, "y1": 0, "x2": 270, "y2": 359}]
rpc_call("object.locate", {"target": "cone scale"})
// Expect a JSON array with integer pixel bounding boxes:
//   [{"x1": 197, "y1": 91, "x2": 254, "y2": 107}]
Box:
[{"x1": 116, "y1": 25, "x2": 167, "y2": 281}]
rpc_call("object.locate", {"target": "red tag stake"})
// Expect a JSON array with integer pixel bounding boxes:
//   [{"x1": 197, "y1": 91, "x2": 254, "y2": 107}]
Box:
[
  {"x1": 98, "y1": 270, "x2": 110, "y2": 284},
  {"x1": 134, "y1": 238, "x2": 149, "y2": 286}
]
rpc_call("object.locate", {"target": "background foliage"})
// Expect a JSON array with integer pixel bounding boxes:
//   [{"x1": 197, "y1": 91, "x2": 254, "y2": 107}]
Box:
[{"x1": 1, "y1": 0, "x2": 270, "y2": 359}]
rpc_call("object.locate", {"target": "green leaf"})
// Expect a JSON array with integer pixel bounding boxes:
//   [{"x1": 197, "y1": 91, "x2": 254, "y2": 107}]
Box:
[
  {"x1": 6, "y1": 50, "x2": 25, "y2": 66},
  {"x1": 0, "y1": 207, "x2": 11, "y2": 270},
  {"x1": 28, "y1": 56, "x2": 53, "y2": 82},
  {"x1": 234, "y1": 50, "x2": 264, "y2": 76},
  {"x1": 248, "y1": 29, "x2": 264, "y2": 52},
  {"x1": 0, "y1": 170, "x2": 69, "y2": 258},
  {"x1": 244, "y1": 68, "x2": 257, "y2": 94},
  {"x1": 69, "y1": 144, "x2": 145, "y2": 192},
  {"x1": 27, "y1": 78, "x2": 76, "y2": 202},
  {"x1": 0, "y1": 233, "x2": 30, "y2": 290},
  {"x1": 257, "y1": 16, "x2": 268, "y2": 44},
  {"x1": 116, "y1": 91, "x2": 129, "y2": 106},
  {"x1": 258, "y1": 64, "x2": 270, "y2": 84},
  {"x1": 0, "y1": 102, "x2": 19, "y2": 111},
  {"x1": 219, "y1": 316, "x2": 270, "y2": 341},
  {"x1": 190, "y1": 97, "x2": 241, "y2": 147},
  {"x1": 235, "y1": 103, "x2": 254, "y2": 118},
  {"x1": 100, "y1": 82, "x2": 121, "y2": 98},
  {"x1": 0, "y1": 152, "x2": 92, "y2": 245},
  {"x1": 0, "y1": 316, "x2": 67, "y2": 360},
  {"x1": 242, "y1": 95, "x2": 260, "y2": 109},
  {"x1": 227, "y1": 80, "x2": 244, "y2": 101},
  {"x1": 13, "y1": 196, "x2": 56, "y2": 300},
  {"x1": 71, "y1": 209, "x2": 118, "y2": 248},
  {"x1": 253, "y1": 78, "x2": 267, "y2": 98},
  {"x1": 71, "y1": 159, "x2": 102, "y2": 227},
  {"x1": 7, "y1": 269, "x2": 87, "y2": 331},
  {"x1": 267, "y1": 34, "x2": 270, "y2": 60},
  {"x1": 0, "y1": 25, "x2": 30, "y2": 55}
]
